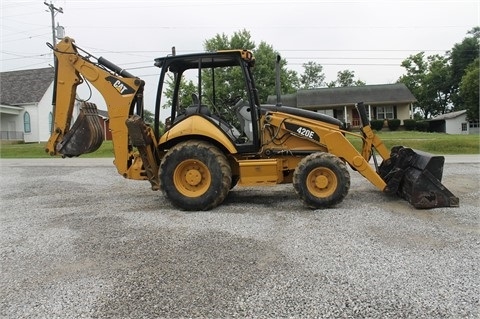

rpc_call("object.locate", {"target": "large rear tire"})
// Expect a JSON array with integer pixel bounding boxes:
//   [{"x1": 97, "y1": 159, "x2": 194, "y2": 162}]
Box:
[
  {"x1": 160, "y1": 140, "x2": 232, "y2": 211},
  {"x1": 293, "y1": 152, "x2": 350, "y2": 209}
]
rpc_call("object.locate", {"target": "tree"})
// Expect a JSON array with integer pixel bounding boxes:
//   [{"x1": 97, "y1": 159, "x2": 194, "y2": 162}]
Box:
[
  {"x1": 398, "y1": 28, "x2": 479, "y2": 119},
  {"x1": 459, "y1": 58, "x2": 479, "y2": 121},
  {"x1": 143, "y1": 109, "x2": 154, "y2": 125},
  {"x1": 398, "y1": 52, "x2": 447, "y2": 119},
  {"x1": 424, "y1": 54, "x2": 452, "y2": 114},
  {"x1": 251, "y1": 41, "x2": 298, "y2": 102},
  {"x1": 327, "y1": 69, "x2": 366, "y2": 87},
  {"x1": 161, "y1": 73, "x2": 197, "y2": 110},
  {"x1": 203, "y1": 30, "x2": 297, "y2": 103},
  {"x1": 450, "y1": 27, "x2": 480, "y2": 109},
  {"x1": 161, "y1": 30, "x2": 298, "y2": 114},
  {"x1": 299, "y1": 61, "x2": 325, "y2": 89},
  {"x1": 203, "y1": 29, "x2": 255, "y2": 51}
]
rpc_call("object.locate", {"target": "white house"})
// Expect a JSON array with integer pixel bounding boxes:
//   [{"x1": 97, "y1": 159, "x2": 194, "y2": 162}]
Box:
[
  {"x1": 0, "y1": 67, "x2": 84, "y2": 143},
  {"x1": 1, "y1": 68, "x2": 56, "y2": 143},
  {"x1": 428, "y1": 110, "x2": 479, "y2": 135}
]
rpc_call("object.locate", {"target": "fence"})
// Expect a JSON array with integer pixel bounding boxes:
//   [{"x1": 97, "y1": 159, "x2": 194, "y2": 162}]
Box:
[{"x1": 0, "y1": 131, "x2": 24, "y2": 141}]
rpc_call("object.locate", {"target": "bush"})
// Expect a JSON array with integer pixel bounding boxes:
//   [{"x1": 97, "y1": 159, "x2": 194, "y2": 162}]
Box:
[
  {"x1": 370, "y1": 120, "x2": 385, "y2": 131},
  {"x1": 387, "y1": 119, "x2": 401, "y2": 131},
  {"x1": 416, "y1": 121, "x2": 429, "y2": 132},
  {"x1": 403, "y1": 119, "x2": 416, "y2": 131}
]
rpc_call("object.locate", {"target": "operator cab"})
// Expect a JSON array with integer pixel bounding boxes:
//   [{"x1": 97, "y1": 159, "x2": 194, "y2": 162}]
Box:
[{"x1": 154, "y1": 50, "x2": 260, "y2": 152}]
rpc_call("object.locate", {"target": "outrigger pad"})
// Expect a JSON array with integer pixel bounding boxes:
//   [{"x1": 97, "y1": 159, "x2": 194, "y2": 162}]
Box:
[
  {"x1": 378, "y1": 146, "x2": 459, "y2": 209},
  {"x1": 56, "y1": 102, "x2": 104, "y2": 157}
]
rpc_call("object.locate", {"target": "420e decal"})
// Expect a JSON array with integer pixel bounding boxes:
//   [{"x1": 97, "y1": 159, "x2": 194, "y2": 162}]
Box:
[{"x1": 284, "y1": 123, "x2": 320, "y2": 142}]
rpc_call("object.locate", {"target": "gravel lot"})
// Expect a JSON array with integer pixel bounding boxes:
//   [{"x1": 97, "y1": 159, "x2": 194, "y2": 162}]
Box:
[{"x1": 1, "y1": 157, "x2": 479, "y2": 318}]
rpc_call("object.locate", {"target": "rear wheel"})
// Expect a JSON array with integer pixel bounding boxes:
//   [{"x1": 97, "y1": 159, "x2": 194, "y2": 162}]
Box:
[
  {"x1": 160, "y1": 140, "x2": 231, "y2": 211},
  {"x1": 293, "y1": 152, "x2": 350, "y2": 209}
]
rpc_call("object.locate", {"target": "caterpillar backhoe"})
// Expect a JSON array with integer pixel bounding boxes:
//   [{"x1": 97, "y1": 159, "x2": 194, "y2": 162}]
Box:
[{"x1": 45, "y1": 37, "x2": 459, "y2": 210}]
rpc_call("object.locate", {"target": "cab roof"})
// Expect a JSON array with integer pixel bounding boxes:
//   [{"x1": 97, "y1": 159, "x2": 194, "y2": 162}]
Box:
[{"x1": 154, "y1": 50, "x2": 254, "y2": 73}]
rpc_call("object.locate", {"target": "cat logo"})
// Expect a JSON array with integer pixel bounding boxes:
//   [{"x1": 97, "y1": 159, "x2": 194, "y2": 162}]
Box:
[{"x1": 105, "y1": 76, "x2": 135, "y2": 95}]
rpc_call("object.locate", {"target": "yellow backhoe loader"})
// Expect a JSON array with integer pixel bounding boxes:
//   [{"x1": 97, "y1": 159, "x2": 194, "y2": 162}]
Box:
[{"x1": 45, "y1": 37, "x2": 458, "y2": 210}]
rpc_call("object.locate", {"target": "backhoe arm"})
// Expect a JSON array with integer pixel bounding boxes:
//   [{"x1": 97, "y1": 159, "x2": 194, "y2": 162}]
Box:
[{"x1": 45, "y1": 37, "x2": 159, "y2": 189}]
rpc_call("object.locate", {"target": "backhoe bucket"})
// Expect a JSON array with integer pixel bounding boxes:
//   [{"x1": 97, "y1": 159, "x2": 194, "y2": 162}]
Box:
[
  {"x1": 378, "y1": 146, "x2": 459, "y2": 209},
  {"x1": 56, "y1": 102, "x2": 104, "y2": 157}
]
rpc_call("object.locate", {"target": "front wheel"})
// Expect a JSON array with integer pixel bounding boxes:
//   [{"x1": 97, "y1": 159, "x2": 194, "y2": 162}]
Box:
[
  {"x1": 160, "y1": 140, "x2": 231, "y2": 211},
  {"x1": 293, "y1": 152, "x2": 350, "y2": 209}
]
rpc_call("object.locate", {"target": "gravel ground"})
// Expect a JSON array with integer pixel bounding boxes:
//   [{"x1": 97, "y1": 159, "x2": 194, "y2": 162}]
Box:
[{"x1": 0, "y1": 157, "x2": 479, "y2": 318}]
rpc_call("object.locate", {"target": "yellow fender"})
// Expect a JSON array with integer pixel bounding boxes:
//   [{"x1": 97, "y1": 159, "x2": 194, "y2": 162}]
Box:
[{"x1": 159, "y1": 115, "x2": 237, "y2": 154}]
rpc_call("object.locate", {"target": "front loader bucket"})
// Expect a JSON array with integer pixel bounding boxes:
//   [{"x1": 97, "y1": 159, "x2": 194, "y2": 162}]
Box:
[
  {"x1": 56, "y1": 102, "x2": 104, "y2": 157},
  {"x1": 378, "y1": 146, "x2": 459, "y2": 209}
]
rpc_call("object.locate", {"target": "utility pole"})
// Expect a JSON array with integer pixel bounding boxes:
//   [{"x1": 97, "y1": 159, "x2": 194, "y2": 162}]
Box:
[{"x1": 44, "y1": 1, "x2": 63, "y2": 54}]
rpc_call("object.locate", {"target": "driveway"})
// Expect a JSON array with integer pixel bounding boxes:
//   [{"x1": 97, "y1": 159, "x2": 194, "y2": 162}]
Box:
[{"x1": 1, "y1": 157, "x2": 479, "y2": 318}]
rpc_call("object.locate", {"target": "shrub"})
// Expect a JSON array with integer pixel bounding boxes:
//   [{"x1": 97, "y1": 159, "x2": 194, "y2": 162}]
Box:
[
  {"x1": 387, "y1": 119, "x2": 401, "y2": 131},
  {"x1": 370, "y1": 120, "x2": 384, "y2": 131},
  {"x1": 416, "y1": 121, "x2": 429, "y2": 132},
  {"x1": 403, "y1": 119, "x2": 416, "y2": 131}
]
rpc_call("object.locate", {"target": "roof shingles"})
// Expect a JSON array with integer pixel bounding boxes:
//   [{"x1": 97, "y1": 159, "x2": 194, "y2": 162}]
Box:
[
  {"x1": 0, "y1": 68, "x2": 55, "y2": 105},
  {"x1": 267, "y1": 83, "x2": 417, "y2": 109},
  {"x1": 297, "y1": 83, "x2": 416, "y2": 108}
]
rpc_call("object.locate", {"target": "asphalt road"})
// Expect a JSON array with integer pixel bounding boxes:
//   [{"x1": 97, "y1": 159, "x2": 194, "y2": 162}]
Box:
[{"x1": 1, "y1": 156, "x2": 479, "y2": 318}]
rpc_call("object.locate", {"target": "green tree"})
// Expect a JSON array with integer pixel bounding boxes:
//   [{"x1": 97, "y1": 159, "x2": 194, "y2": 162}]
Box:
[
  {"x1": 251, "y1": 41, "x2": 298, "y2": 102},
  {"x1": 203, "y1": 29, "x2": 255, "y2": 51},
  {"x1": 161, "y1": 73, "x2": 197, "y2": 110},
  {"x1": 399, "y1": 28, "x2": 479, "y2": 119},
  {"x1": 203, "y1": 30, "x2": 297, "y2": 103},
  {"x1": 459, "y1": 58, "x2": 479, "y2": 121},
  {"x1": 399, "y1": 52, "x2": 444, "y2": 119},
  {"x1": 327, "y1": 69, "x2": 366, "y2": 87},
  {"x1": 450, "y1": 27, "x2": 480, "y2": 108},
  {"x1": 299, "y1": 61, "x2": 325, "y2": 89},
  {"x1": 143, "y1": 109, "x2": 154, "y2": 125},
  {"x1": 143, "y1": 109, "x2": 166, "y2": 135},
  {"x1": 424, "y1": 54, "x2": 452, "y2": 114}
]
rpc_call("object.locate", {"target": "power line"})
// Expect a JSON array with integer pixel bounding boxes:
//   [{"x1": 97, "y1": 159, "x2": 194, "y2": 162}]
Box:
[
  {"x1": 0, "y1": 51, "x2": 52, "y2": 61},
  {"x1": 43, "y1": 1, "x2": 63, "y2": 50}
]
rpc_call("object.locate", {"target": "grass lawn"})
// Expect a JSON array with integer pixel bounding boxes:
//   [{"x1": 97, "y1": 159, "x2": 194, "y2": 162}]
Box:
[
  {"x1": 346, "y1": 131, "x2": 480, "y2": 155},
  {"x1": 0, "y1": 141, "x2": 115, "y2": 158},
  {"x1": 1, "y1": 131, "x2": 479, "y2": 158}
]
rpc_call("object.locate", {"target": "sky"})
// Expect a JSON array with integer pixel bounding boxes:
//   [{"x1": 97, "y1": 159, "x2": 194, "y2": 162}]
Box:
[{"x1": 1, "y1": 0, "x2": 479, "y2": 113}]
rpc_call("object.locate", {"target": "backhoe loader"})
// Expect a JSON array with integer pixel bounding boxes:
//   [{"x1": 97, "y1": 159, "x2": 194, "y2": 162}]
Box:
[{"x1": 45, "y1": 37, "x2": 459, "y2": 210}]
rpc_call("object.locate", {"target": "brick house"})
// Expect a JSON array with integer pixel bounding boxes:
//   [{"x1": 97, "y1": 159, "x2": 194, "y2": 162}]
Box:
[{"x1": 267, "y1": 83, "x2": 417, "y2": 128}]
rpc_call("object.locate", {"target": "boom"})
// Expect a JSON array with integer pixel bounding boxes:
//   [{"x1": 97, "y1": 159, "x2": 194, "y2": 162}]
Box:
[{"x1": 45, "y1": 37, "x2": 159, "y2": 188}]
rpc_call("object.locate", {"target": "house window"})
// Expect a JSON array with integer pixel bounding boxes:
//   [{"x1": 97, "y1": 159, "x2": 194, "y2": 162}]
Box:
[
  {"x1": 317, "y1": 109, "x2": 334, "y2": 117},
  {"x1": 376, "y1": 106, "x2": 394, "y2": 120},
  {"x1": 49, "y1": 112, "x2": 53, "y2": 133},
  {"x1": 23, "y1": 112, "x2": 31, "y2": 133},
  {"x1": 462, "y1": 123, "x2": 468, "y2": 132},
  {"x1": 469, "y1": 121, "x2": 479, "y2": 128}
]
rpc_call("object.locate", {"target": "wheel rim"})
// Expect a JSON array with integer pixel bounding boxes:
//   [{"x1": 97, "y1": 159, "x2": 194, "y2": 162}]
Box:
[
  {"x1": 173, "y1": 159, "x2": 211, "y2": 197},
  {"x1": 306, "y1": 167, "x2": 337, "y2": 198}
]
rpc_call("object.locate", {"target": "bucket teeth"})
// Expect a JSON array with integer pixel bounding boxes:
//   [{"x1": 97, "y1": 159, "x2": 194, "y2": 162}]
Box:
[
  {"x1": 378, "y1": 146, "x2": 459, "y2": 209},
  {"x1": 57, "y1": 102, "x2": 104, "y2": 157}
]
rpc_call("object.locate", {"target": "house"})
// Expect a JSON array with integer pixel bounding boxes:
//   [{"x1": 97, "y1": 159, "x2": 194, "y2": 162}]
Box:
[
  {"x1": 267, "y1": 83, "x2": 416, "y2": 128},
  {"x1": 0, "y1": 68, "x2": 56, "y2": 142},
  {"x1": 0, "y1": 68, "x2": 101, "y2": 143},
  {"x1": 428, "y1": 110, "x2": 479, "y2": 135},
  {"x1": 97, "y1": 109, "x2": 112, "y2": 140}
]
